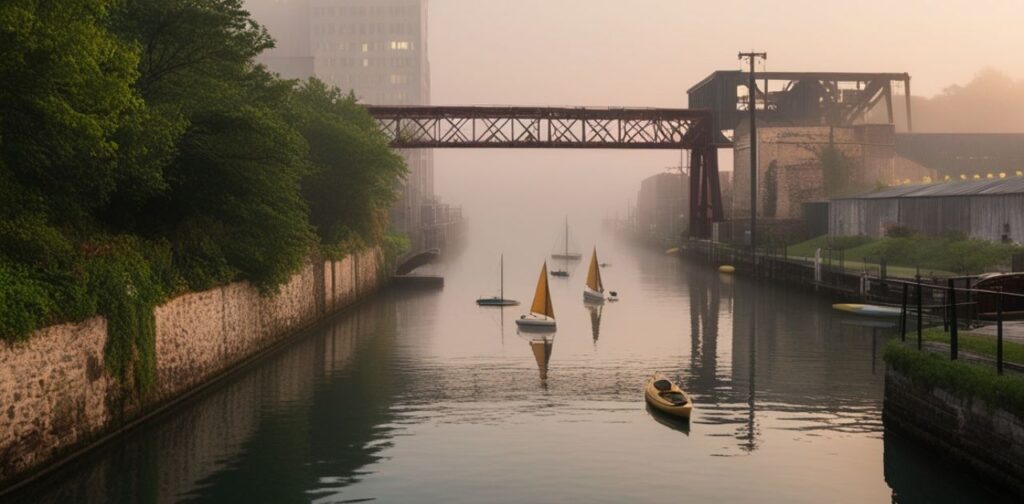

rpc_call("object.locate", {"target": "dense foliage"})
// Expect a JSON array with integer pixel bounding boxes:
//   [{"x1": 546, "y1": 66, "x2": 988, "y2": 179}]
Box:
[{"x1": 0, "y1": 0, "x2": 406, "y2": 393}]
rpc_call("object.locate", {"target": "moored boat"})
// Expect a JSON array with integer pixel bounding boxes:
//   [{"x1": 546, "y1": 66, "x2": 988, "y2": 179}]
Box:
[
  {"x1": 583, "y1": 247, "x2": 607, "y2": 303},
  {"x1": 517, "y1": 262, "x2": 557, "y2": 330},
  {"x1": 644, "y1": 373, "x2": 693, "y2": 419},
  {"x1": 832, "y1": 303, "x2": 902, "y2": 318},
  {"x1": 476, "y1": 254, "x2": 519, "y2": 306},
  {"x1": 551, "y1": 217, "x2": 582, "y2": 260}
]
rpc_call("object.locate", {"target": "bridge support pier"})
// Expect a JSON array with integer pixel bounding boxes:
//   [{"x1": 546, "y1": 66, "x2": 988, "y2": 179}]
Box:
[{"x1": 688, "y1": 146, "x2": 724, "y2": 240}]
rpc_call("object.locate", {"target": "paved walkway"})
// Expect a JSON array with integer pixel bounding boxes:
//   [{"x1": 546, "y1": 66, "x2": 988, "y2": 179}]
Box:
[{"x1": 970, "y1": 321, "x2": 1024, "y2": 344}]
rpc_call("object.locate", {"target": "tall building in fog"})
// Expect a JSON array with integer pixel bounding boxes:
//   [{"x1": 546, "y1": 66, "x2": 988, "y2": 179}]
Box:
[{"x1": 246, "y1": 0, "x2": 433, "y2": 243}]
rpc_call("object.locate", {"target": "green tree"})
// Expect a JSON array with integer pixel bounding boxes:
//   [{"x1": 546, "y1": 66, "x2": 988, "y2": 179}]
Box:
[
  {"x1": 0, "y1": 0, "x2": 144, "y2": 223},
  {"x1": 290, "y1": 80, "x2": 407, "y2": 251},
  {"x1": 110, "y1": 0, "x2": 313, "y2": 291}
]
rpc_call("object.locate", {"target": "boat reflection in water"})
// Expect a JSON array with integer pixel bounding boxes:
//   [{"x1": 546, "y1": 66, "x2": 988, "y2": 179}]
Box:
[
  {"x1": 645, "y1": 403, "x2": 691, "y2": 436},
  {"x1": 585, "y1": 301, "x2": 602, "y2": 345},
  {"x1": 520, "y1": 331, "x2": 555, "y2": 382}
]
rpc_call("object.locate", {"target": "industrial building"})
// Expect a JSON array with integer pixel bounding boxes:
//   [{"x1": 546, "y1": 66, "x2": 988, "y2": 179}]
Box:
[
  {"x1": 829, "y1": 178, "x2": 1024, "y2": 243},
  {"x1": 688, "y1": 71, "x2": 937, "y2": 226},
  {"x1": 245, "y1": 0, "x2": 436, "y2": 248}
]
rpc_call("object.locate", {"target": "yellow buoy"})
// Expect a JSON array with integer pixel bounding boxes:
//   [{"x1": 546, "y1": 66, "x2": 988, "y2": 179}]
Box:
[{"x1": 718, "y1": 265, "x2": 735, "y2": 274}]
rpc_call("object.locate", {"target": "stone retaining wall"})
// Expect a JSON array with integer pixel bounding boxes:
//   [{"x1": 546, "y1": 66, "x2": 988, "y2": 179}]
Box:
[
  {"x1": 884, "y1": 364, "x2": 1024, "y2": 496},
  {"x1": 0, "y1": 248, "x2": 384, "y2": 490}
]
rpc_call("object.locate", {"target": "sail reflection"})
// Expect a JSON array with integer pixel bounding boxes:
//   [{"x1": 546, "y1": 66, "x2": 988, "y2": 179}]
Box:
[
  {"x1": 521, "y1": 332, "x2": 555, "y2": 382},
  {"x1": 585, "y1": 301, "x2": 602, "y2": 345}
]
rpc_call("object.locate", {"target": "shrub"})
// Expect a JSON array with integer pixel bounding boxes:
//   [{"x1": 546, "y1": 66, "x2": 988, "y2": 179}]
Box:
[
  {"x1": 885, "y1": 341, "x2": 1024, "y2": 417},
  {"x1": 86, "y1": 237, "x2": 165, "y2": 395},
  {"x1": 885, "y1": 225, "x2": 914, "y2": 238},
  {"x1": 0, "y1": 260, "x2": 55, "y2": 342}
]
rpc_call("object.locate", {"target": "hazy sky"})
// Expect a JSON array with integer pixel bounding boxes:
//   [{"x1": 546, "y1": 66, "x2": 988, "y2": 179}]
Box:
[
  {"x1": 429, "y1": 0, "x2": 1023, "y2": 105},
  {"x1": 427, "y1": 0, "x2": 1022, "y2": 218}
]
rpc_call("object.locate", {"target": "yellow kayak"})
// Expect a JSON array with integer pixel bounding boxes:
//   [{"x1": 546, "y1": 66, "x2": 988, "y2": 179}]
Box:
[
  {"x1": 718, "y1": 265, "x2": 735, "y2": 274},
  {"x1": 644, "y1": 373, "x2": 693, "y2": 419},
  {"x1": 832, "y1": 303, "x2": 902, "y2": 318}
]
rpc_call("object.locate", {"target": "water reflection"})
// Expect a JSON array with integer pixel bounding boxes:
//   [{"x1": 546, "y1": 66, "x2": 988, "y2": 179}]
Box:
[
  {"x1": 584, "y1": 301, "x2": 602, "y2": 345},
  {"x1": 645, "y1": 404, "x2": 691, "y2": 436},
  {"x1": 5, "y1": 234, "x2": 1013, "y2": 503},
  {"x1": 7, "y1": 296, "x2": 404, "y2": 504},
  {"x1": 525, "y1": 333, "x2": 555, "y2": 382}
]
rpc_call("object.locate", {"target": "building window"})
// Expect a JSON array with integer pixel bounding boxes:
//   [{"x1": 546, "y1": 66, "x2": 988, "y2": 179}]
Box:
[{"x1": 390, "y1": 41, "x2": 410, "y2": 50}]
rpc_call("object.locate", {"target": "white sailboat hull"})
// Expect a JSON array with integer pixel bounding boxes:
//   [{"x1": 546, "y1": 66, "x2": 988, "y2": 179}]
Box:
[
  {"x1": 583, "y1": 289, "x2": 605, "y2": 303},
  {"x1": 516, "y1": 315, "x2": 557, "y2": 331}
]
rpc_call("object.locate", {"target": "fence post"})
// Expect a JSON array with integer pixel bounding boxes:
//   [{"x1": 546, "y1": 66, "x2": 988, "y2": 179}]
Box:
[
  {"x1": 948, "y1": 278, "x2": 958, "y2": 360},
  {"x1": 900, "y1": 282, "x2": 908, "y2": 342},
  {"x1": 997, "y1": 289, "x2": 1004, "y2": 375},
  {"x1": 965, "y1": 278, "x2": 974, "y2": 328},
  {"x1": 921, "y1": 276, "x2": 929, "y2": 350}
]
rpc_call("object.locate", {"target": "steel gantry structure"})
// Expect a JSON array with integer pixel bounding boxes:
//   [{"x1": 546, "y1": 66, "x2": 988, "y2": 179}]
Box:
[{"x1": 365, "y1": 105, "x2": 727, "y2": 238}]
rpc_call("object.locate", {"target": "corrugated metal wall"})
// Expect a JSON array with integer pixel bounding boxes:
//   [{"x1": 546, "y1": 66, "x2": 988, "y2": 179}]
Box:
[
  {"x1": 829, "y1": 199, "x2": 863, "y2": 236},
  {"x1": 969, "y1": 194, "x2": 1024, "y2": 243},
  {"x1": 829, "y1": 194, "x2": 1024, "y2": 243}
]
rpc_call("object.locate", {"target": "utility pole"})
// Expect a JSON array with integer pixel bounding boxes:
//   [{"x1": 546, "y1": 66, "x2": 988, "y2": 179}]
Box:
[{"x1": 739, "y1": 51, "x2": 766, "y2": 251}]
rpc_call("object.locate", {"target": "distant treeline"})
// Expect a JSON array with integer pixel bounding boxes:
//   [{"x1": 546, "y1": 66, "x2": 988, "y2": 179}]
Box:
[
  {"x1": 873, "y1": 69, "x2": 1024, "y2": 133},
  {"x1": 0, "y1": 0, "x2": 406, "y2": 391}
]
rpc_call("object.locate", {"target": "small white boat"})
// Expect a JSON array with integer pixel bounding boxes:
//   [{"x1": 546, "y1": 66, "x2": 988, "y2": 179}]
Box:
[
  {"x1": 517, "y1": 262, "x2": 556, "y2": 330},
  {"x1": 583, "y1": 247, "x2": 607, "y2": 303}
]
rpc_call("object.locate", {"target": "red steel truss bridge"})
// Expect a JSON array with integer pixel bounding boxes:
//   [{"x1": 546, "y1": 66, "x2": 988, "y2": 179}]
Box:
[{"x1": 365, "y1": 105, "x2": 727, "y2": 238}]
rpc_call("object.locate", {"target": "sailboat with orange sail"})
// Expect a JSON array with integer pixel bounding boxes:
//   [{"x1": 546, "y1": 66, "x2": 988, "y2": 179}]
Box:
[
  {"x1": 583, "y1": 247, "x2": 608, "y2": 303},
  {"x1": 517, "y1": 262, "x2": 556, "y2": 330}
]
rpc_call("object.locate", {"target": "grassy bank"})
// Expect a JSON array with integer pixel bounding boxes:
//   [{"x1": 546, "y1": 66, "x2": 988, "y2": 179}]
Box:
[
  {"x1": 885, "y1": 341, "x2": 1024, "y2": 417},
  {"x1": 920, "y1": 328, "x2": 1024, "y2": 366},
  {"x1": 787, "y1": 234, "x2": 1022, "y2": 276}
]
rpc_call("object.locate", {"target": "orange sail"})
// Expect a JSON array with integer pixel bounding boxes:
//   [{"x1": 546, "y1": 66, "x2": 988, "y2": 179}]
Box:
[
  {"x1": 530, "y1": 262, "x2": 556, "y2": 319},
  {"x1": 586, "y1": 247, "x2": 603, "y2": 293}
]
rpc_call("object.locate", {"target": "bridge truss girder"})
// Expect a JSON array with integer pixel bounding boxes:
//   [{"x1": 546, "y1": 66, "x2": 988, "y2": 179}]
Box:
[
  {"x1": 366, "y1": 106, "x2": 715, "y2": 150},
  {"x1": 365, "y1": 105, "x2": 725, "y2": 239}
]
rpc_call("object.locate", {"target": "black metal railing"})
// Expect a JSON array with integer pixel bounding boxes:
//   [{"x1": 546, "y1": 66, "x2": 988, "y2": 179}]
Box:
[{"x1": 680, "y1": 239, "x2": 1023, "y2": 375}]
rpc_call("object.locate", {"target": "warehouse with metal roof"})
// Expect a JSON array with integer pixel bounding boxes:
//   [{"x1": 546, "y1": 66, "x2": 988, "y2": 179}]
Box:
[{"x1": 829, "y1": 178, "x2": 1024, "y2": 243}]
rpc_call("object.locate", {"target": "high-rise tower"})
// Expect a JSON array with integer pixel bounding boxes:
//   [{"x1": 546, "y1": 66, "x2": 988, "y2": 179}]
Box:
[{"x1": 247, "y1": 0, "x2": 433, "y2": 243}]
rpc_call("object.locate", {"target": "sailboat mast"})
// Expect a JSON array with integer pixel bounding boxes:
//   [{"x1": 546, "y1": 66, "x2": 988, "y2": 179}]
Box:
[
  {"x1": 564, "y1": 217, "x2": 569, "y2": 256},
  {"x1": 500, "y1": 254, "x2": 504, "y2": 300}
]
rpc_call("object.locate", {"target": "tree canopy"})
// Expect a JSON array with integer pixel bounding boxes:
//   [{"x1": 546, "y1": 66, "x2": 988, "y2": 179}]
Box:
[{"x1": 0, "y1": 0, "x2": 407, "y2": 392}]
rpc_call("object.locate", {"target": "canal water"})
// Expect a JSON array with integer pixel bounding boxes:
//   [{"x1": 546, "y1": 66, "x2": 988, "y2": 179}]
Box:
[{"x1": 6, "y1": 223, "x2": 1013, "y2": 503}]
